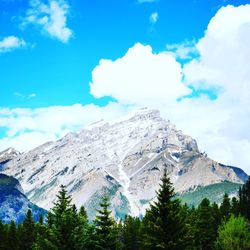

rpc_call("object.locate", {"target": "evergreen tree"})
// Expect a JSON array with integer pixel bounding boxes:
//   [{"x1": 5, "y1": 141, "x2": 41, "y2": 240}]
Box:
[
  {"x1": 231, "y1": 197, "x2": 239, "y2": 216},
  {"x1": 220, "y1": 193, "x2": 231, "y2": 221},
  {"x1": 19, "y1": 209, "x2": 36, "y2": 250},
  {"x1": 239, "y1": 177, "x2": 250, "y2": 220},
  {"x1": 195, "y1": 198, "x2": 216, "y2": 250},
  {"x1": 0, "y1": 220, "x2": 7, "y2": 250},
  {"x1": 121, "y1": 215, "x2": 141, "y2": 250},
  {"x1": 51, "y1": 185, "x2": 76, "y2": 250},
  {"x1": 94, "y1": 196, "x2": 118, "y2": 250},
  {"x1": 7, "y1": 221, "x2": 18, "y2": 250},
  {"x1": 211, "y1": 202, "x2": 221, "y2": 238},
  {"x1": 73, "y1": 205, "x2": 98, "y2": 250},
  {"x1": 33, "y1": 222, "x2": 58, "y2": 250},
  {"x1": 141, "y1": 169, "x2": 187, "y2": 250},
  {"x1": 215, "y1": 215, "x2": 250, "y2": 250}
]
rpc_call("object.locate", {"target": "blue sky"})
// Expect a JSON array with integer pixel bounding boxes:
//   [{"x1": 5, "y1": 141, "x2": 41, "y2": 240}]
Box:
[
  {"x1": 1, "y1": 0, "x2": 250, "y2": 173},
  {"x1": 0, "y1": 0, "x2": 247, "y2": 108}
]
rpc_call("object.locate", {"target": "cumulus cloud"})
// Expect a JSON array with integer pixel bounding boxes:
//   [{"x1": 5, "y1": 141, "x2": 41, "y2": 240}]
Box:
[
  {"x1": 0, "y1": 103, "x2": 134, "y2": 152},
  {"x1": 149, "y1": 12, "x2": 158, "y2": 24},
  {"x1": 23, "y1": 0, "x2": 72, "y2": 43},
  {"x1": 181, "y1": 4, "x2": 250, "y2": 169},
  {"x1": 90, "y1": 43, "x2": 190, "y2": 106},
  {"x1": 0, "y1": 36, "x2": 26, "y2": 53},
  {"x1": 89, "y1": 4, "x2": 250, "y2": 173},
  {"x1": 2, "y1": 4, "x2": 250, "y2": 173}
]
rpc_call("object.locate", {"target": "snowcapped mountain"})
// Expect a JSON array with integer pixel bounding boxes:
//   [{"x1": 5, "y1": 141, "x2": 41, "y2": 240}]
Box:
[
  {"x1": 0, "y1": 148, "x2": 20, "y2": 170},
  {"x1": 0, "y1": 108, "x2": 248, "y2": 218},
  {"x1": 0, "y1": 173, "x2": 46, "y2": 223}
]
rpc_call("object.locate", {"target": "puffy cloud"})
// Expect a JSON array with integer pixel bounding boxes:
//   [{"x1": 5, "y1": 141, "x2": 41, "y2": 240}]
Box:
[
  {"x1": 149, "y1": 12, "x2": 158, "y2": 24},
  {"x1": 90, "y1": 43, "x2": 190, "y2": 106},
  {"x1": 89, "y1": 4, "x2": 250, "y2": 173},
  {"x1": 181, "y1": 4, "x2": 250, "y2": 170},
  {"x1": 0, "y1": 36, "x2": 26, "y2": 53},
  {"x1": 23, "y1": 0, "x2": 72, "y2": 43},
  {"x1": 0, "y1": 103, "x2": 134, "y2": 152}
]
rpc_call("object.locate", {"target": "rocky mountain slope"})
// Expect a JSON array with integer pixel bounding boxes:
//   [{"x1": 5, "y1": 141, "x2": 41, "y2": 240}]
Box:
[
  {"x1": 0, "y1": 173, "x2": 46, "y2": 223},
  {"x1": 0, "y1": 108, "x2": 248, "y2": 218},
  {"x1": 0, "y1": 148, "x2": 20, "y2": 170}
]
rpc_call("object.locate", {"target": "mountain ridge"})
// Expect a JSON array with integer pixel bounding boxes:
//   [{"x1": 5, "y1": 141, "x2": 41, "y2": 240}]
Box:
[{"x1": 0, "y1": 108, "x2": 248, "y2": 218}]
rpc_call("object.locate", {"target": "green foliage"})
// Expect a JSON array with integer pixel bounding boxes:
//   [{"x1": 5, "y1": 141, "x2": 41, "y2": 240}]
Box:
[
  {"x1": 19, "y1": 209, "x2": 36, "y2": 250},
  {"x1": 94, "y1": 196, "x2": 118, "y2": 250},
  {"x1": 121, "y1": 216, "x2": 142, "y2": 250},
  {"x1": 0, "y1": 173, "x2": 249, "y2": 250},
  {"x1": 220, "y1": 193, "x2": 231, "y2": 221},
  {"x1": 215, "y1": 215, "x2": 250, "y2": 250},
  {"x1": 141, "y1": 169, "x2": 187, "y2": 250},
  {"x1": 239, "y1": 177, "x2": 250, "y2": 221},
  {"x1": 7, "y1": 221, "x2": 19, "y2": 250},
  {"x1": 195, "y1": 198, "x2": 217, "y2": 250}
]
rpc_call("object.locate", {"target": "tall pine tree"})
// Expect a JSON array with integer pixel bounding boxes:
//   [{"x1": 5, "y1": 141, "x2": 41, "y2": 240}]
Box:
[
  {"x1": 195, "y1": 198, "x2": 216, "y2": 250},
  {"x1": 19, "y1": 209, "x2": 36, "y2": 250},
  {"x1": 94, "y1": 196, "x2": 118, "y2": 250},
  {"x1": 141, "y1": 168, "x2": 187, "y2": 250},
  {"x1": 51, "y1": 185, "x2": 76, "y2": 250}
]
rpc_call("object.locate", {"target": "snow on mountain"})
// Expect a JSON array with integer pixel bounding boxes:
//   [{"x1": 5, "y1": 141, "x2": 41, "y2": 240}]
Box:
[
  {"x1": 0, "y1": 108, "x2": 248, "y2": 218},
  {"x1": 0, "y1": 148, "x2": 21, "y2": 170}
]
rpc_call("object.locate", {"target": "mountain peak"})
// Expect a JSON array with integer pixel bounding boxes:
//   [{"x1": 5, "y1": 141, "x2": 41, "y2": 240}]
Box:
[
  {"x1": 0, "y1": 147, "x2": 21, "y2": 166},
  {"x1": 129, "y1": 108, "x2": 161, "y2": 121}
]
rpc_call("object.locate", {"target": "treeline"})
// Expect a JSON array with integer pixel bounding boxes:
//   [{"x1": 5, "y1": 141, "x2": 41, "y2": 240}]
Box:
[{"x1": 1, "y1": 170, "x2": 250, "y2": 250}]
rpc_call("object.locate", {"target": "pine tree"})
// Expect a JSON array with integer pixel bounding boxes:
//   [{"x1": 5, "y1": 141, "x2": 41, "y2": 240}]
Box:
[
  {"x1": 122, "y1": 215, "x2": 141, "y2": 250},
  {"x1": 19, "y1": 209, "x2": 36, "y2": 250},
  {"x1": 94, "y1": 196, "x2": 118, "y2": 250},
  {"x1": 0, "y1": 220, "x2": 7, "y2": 250},
  {"x1": 231, "y1": 197, "x2": 239, "y2": 216},
  {"x1": 141, "y1": 169, "x2": 187, "y2": 250},
  {"x1": 51, "y1": 185, "x2": 76, "y2": 250},
  {"x1": 239, "y1": 177, "x2": 250, "y2": 220},
  {"x1": 7, "y1": 220, "x2": 18, "y2": 250},
  {"x1": 73, "y1": 205, "x2": 98, "y2": 250},
  {"x1": 195, "y1": 198, "x2": 216, "y2": 250},
  {"x1": 220, "y1": 193, "x2": 231, "y2": 221}
]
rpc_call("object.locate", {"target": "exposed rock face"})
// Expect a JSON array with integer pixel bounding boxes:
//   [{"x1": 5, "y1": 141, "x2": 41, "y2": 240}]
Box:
[
  {"x1": 0, "y1": 174, "x2": 46, "y2": 223},
  {"x1": 0, "y1": 108, "x2": 248, "y2": 218},
  {"x1": 0, "y1": 148, "x2": 20, "y2": 170}
]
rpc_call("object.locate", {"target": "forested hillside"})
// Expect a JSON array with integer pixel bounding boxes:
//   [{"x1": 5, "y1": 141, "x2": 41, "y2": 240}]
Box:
[{"x1": 1, "y1": 169, "x2": 250, "y2": 250}]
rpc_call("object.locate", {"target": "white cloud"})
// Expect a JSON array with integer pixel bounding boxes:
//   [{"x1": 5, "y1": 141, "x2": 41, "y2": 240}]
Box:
[
  {"x1": 0, "y1": 36, "x2": 26, "y2": 53},
  {"x1": 90, "y1": 43, "x2": 190, "y2": 106},
  {"x1": 2, "y1": 4, "x2": 250, "y2": 174},
  {"x1": 0, "y1": 103, "x2": 133, "y2": 152},
  {"x1": 181, "y1": 4, "x2": 250, "y2": 170},
  {"x1": 89, "y1": 4, "x2": 250, "y2": 173},
  {"x1": 23, "y1": 0, "x2": 72, "y2": 43},
  {"x1": 150, "y1": 12, "x2": 158, "y2": 24},
  {"x1": 14, "y1": 92, "x2": 37, "y2": 100},
  {"x1": 166, "y1": 40, "x2": 198, "y2": 60}
]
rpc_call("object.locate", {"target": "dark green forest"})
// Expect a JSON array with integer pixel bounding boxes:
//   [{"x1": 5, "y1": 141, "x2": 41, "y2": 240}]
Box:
[{"x1": 1, "y1": 170, "x2": 250, "y2": 250}]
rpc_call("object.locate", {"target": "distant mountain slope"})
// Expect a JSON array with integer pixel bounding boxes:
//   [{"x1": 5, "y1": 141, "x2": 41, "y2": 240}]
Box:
[
  {"x1": 177, "y1": 181, "x2": 242, "y2": 207},
  {"x1": 0, "y1": 174, "x2": 46, "y2": 223},
  {"x1": 0, "y1": 108, "x2": 248, "y2": 218}
]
